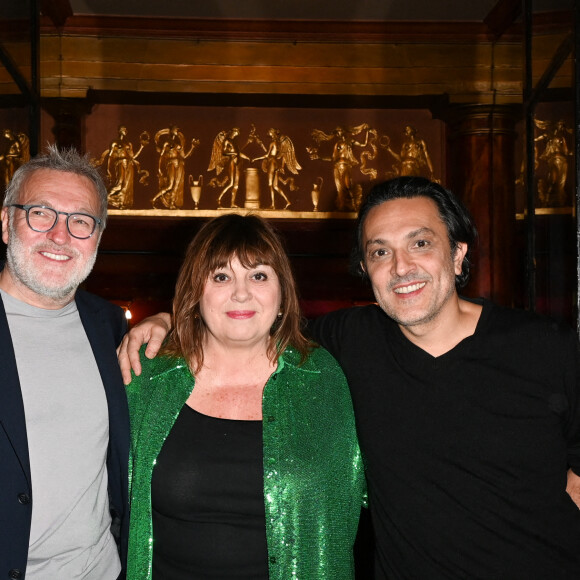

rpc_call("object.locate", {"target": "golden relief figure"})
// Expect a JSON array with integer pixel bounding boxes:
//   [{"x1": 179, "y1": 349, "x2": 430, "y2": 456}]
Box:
[
  {"x1": 307, "y1": 124, "x2": 377, "y2": 211},
  {"x1": 93, "y1": 126, "x2": 150, "y2": 209},
  {"x1": 253, "y1": 128, "x2": 302, "y2": 210},
  {"x1": 153, "y1": 125, "x2": 199, "y2": 209},
  {"x1": 534, "y1": 119, "x2": 573, "y2": 207},
  {"x1": 0, "y1": 129, "x2": 30, "y2": 188},
  {"x1": 381, "y1": 125, "x2": 438, "y2": 182},
  {"x1": 208, "y1": 128, "x2": 251, "y2": 208}
]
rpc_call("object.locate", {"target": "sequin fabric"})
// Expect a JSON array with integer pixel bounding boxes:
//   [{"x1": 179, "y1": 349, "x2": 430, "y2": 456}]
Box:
[{"x1": 125, "y1": 345, "x2": 366, "y2": 579}]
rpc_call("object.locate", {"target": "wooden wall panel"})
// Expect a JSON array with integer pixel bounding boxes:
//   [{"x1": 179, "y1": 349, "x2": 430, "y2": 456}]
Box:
[
  {"x1": 38, "y1": 33, "x2": 528, "y2": 103},
  {"x1": 35, "y1": 23, "x2": 570, "y2": 103}
]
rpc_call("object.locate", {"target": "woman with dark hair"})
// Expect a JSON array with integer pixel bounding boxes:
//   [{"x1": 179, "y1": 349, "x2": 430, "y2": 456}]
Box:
[{"x1": 125, "y1": 213, "x2": 365, "y2": 579}]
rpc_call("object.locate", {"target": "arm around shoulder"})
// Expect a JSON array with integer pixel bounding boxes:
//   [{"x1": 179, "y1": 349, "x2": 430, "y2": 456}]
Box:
[
  {"x1": 118, "y1": 312, "x2": 172, "y2": 384},
  {"x1": 567, "y1": 469, "x2": 580, "y2": 509}
]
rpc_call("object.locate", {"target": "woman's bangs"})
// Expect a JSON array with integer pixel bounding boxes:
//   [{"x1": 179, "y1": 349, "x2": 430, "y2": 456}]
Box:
[{"x1": 206, "y1": 237, "x2": 274, "y2": 272}]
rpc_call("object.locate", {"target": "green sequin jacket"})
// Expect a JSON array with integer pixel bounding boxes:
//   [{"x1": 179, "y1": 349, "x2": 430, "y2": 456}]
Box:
[{"x1": 125, "y1": 345, "x2": 366, "y2": 580}]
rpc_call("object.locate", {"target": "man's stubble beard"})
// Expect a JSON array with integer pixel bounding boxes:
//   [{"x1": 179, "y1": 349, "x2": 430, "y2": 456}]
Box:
[
  {"x1": 375, "y1": 259, "x2": 458, "y2": 330},
  {"x1": 6, "y1": 226, "x2": 98, "y2": 302}
]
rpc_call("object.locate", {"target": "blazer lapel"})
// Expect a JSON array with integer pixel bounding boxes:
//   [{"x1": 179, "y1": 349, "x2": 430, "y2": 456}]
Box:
[
  {"x1": 0, "y1": 296, "x2": 31, "y2": 484},
  {"x1": 75, "y1": 292, "x2": 126, "y2": 399},
  {"x1": 75, "y1": 291, "x2": 130, "y2": 466}
]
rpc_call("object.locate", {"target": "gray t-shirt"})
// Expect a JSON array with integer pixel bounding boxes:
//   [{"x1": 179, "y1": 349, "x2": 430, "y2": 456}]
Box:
[{"x1": 1, "y1": 290, "x2": 121, "y2": 579}]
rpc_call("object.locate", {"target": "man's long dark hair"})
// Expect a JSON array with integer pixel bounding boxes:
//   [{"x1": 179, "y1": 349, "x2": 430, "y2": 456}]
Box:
[{"x1": 351, "y1": 177, "x2": 478, "y2": 288}]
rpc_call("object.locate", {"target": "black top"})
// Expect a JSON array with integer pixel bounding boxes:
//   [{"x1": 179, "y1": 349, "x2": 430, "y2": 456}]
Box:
[
  {"x1": 312, "y1": 299, "x2": 580, "y2": 580},
  {"x1": 151, "y1": 405, "x2": 268, "y2": 579}
]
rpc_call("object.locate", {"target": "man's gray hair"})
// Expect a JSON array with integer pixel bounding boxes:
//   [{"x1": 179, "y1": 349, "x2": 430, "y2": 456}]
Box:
[{"x1": 4, "y1": 144, "x2": 108, "y2": 228}]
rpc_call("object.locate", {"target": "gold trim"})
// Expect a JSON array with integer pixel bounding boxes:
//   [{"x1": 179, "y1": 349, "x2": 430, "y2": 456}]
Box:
[
  {"x1": 107, "y1": 208, "x2": 358, "y2": 219},
  {"x1": 515, "y1": 207, "x2": 575, "y2": 220}
]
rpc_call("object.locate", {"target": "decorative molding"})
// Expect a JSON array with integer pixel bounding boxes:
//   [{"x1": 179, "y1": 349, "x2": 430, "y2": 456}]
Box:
[
  {"x1": 38, "y1": 11, "x2": 573, "y2": 42},
  {"x1": 516, "y1": 207, "x2": 575, "y2": 220},
  {"x1": 42, "y1": 16, "x2": 492, "y2": 43},
  {"x1": 108, "y1": 209, "x2": 357, "y2": 219}
]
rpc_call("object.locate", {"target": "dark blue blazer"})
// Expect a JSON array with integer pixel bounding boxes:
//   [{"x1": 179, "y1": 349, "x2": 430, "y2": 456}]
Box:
[{"x1": 0, "y1": 289, "x2": 130, "y2": 579}]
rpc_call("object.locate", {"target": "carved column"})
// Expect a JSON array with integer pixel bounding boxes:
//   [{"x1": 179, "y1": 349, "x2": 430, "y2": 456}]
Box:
[
  {"x1": 43, "y1": 98, "x2": 93, "y2": 152},
  {"x1": 440, "y1": 104, "x2": 519, "y2": 307}
]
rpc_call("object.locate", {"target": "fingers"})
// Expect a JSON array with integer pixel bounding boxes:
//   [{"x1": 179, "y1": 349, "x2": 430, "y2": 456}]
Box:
[
  {"x1": 117, "y1": 313, "x2": 172, "y2": 385},
  {"x1": 144, "y1": 329, "x2": 165, "y2": 359},
  {"x1": 567, "y1": 469, "x2": 580, "y2": 510},
  {"x1": 140, "y1": 313, "x2": 172, "y2": 360},
  {"x1": 117, "y1": 331, "x2": 141, "y2": 385}
]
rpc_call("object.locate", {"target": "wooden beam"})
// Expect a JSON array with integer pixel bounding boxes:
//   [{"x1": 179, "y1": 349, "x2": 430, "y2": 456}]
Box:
[
  {"x1": 484, "y1": 0, "x2": 522, "y2": 39},
  {"x1": 39, "y1": 0, "x2": 72, "y2": 30}
]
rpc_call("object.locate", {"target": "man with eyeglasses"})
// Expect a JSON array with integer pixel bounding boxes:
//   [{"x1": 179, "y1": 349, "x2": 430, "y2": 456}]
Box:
[{"x1": 0, "y1": 145, "x2": 129, "y2": 579}]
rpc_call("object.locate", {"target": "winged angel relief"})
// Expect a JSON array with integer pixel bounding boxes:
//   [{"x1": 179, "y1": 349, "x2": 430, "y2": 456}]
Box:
[
  {"x1": 207, "y1": 128, "x2": 250, "y2": 208},
  {"x1": 253, "y1": 128, "x2": 302, "y2": 209}
]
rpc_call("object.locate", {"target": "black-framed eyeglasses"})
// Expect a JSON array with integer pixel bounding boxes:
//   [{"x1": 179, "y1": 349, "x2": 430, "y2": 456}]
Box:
[{"x1": 11, "y1": 204, "x2": 102, "y2": 240}]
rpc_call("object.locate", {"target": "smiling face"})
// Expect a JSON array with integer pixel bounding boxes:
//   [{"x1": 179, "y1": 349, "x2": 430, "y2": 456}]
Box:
[
  {"x1": 1, "y1": 168, "x2": 101, "y2": 308},
  {"x1": 199, "y1": 256, "x2": 282, "y2": 351},
  {"x1": 361, "y1": 196, "x2": 466, "y2": 334}
]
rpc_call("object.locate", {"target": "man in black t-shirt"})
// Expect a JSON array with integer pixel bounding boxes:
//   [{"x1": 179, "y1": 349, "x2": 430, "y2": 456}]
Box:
[{"x1": 121, "y1": 176, "x2": 580, "y2": 579}]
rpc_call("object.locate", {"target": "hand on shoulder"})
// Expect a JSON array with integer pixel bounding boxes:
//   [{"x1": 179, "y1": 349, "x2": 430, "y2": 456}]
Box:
[{"x1": 117, "y1": 312, "x2": 172, "y2": 384}]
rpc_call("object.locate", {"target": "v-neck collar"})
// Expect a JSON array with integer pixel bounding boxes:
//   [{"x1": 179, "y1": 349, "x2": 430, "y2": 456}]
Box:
[{"x1": 387, "y1": 297, "x2": 491, "y2": 369}]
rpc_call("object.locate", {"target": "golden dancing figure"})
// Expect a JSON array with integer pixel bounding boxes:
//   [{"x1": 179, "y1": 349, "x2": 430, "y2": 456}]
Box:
[
  {"x1": 308, "y1": 124, "x2": 377, "y2": 211},
  {"x1": 0, "y1": 129, "x2": 29, "y2": 189},
  {"x1": 153, "y1": 125, "x2": 199, "y2": 209},
  {"x1": 93, "y1": 126, "x2": 150, "y2": 209},
  {"x1": 381, "y1": 125, "x2": 437, "y2": 182},
  {"x1": 534, "y1": 118, "x2": 573, "y2": 206},
  {"x1": 208, "y1": 128, "x2": 251, "y2": 208},
  {"x1": 253, "y1": 128, "x2": 301, "y2": 210}
]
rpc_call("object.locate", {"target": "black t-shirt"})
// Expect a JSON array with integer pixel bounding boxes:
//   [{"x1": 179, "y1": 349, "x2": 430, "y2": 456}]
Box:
[
  {"x1": 151, "y1": 405, "x2": 268, "y2": 579},
  {"x1": 312, "y1": 299, "x2": 580, "y2": 580}
]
